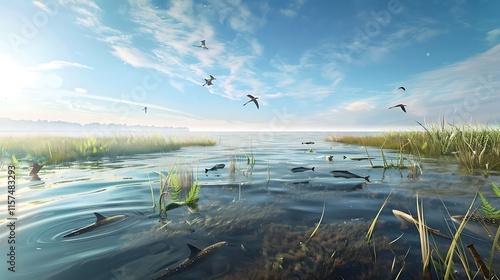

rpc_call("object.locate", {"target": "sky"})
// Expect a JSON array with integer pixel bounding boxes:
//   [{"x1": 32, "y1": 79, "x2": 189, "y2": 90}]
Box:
[{"x1": 0, "y1": 0, "x2": 499, "y2": 132}]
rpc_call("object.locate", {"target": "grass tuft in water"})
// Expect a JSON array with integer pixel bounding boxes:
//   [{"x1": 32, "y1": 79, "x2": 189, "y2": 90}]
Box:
[{"x1": 151, "y1": 161, "x2": 201, "y2": 217}]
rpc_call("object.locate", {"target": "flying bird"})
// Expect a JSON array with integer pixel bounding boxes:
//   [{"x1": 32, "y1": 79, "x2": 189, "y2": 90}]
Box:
[
  {"x1": 142, "y1": 107, "x2": 147, "y2": 113},
  {"x1": 389, "y1": 104, "x2": 407, "y2": 113},
  {"x1": 398, "y1": 86, "x2": 406, "y2": 91},
  {"x1": 202, "y1": 75, "x2": 216, "y2": 86},
  {"x1": 193, "y1": 40, "x2": 209, "y2": 50},
  {"x1": 243, "y1": 94, "x2": 259, "y2": 109}
]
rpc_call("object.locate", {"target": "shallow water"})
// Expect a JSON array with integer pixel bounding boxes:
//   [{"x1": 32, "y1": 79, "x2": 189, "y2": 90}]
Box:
[{"x1": 1, "y1": 131, "x2": 499, "y2": 279}]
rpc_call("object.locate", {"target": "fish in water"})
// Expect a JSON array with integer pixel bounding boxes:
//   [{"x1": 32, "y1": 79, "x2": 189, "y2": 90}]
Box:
[
  {"x1": 302, "y1": 141, "x2": 315, "y2": 145},
  {"x1": 205, "y1": 164, "x2": 225, "y2": 173},
  {"x1": 63, "y1": 212, "x2": 125, "y2": 238},
  {"x1": 451, "y1": 215, "x2": 500, "y2": 239},
  {"x1": 350, "y1": 157, "x2": 374, "y2": 161},
  {"x1": 152, "y1": 241, "x2": 227, "y2": 279},
  {"x1": 329, "y1": 170, "x2": 370, "y2": 182},
  {"x1": 451, "y1": 214, "x2": 500, "y2": 225},
  {"x1": 392, "y1": 209, "x2": 450, "y2": 240},
  {"x1": 292, "y1": 180, "x2": 310, "y2": 185},
  {"x1": 291, "y1": 167, "x2": 315, "y2": 173}
]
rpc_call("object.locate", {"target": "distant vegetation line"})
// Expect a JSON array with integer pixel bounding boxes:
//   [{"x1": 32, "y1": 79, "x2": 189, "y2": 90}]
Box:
[
  {"x1": 327, "y1": 122, "x2": 500, "y2": 173},
  {"x1": 1, "y1": 135, "x2": 216, "y2": 165}
]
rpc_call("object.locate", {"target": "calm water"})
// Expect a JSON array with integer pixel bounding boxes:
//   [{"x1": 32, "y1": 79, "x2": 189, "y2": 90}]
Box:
[{"x1": 1, "y1": 132, "x2": 499, "y2": 279}]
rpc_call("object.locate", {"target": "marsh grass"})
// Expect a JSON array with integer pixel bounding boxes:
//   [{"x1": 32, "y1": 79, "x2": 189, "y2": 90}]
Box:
[
  {"x1": 368, "y1": 188, "x2": 500, "y2": 278},
  {"x1": 0, "y1": 134, "x2": 216, "y2": 165},
  {"x1": 328, "y1": 120, "x2": 500, "y2": 173},
  {"x1": 416, "y1": 194, "x2": 432, "y2": 279}
]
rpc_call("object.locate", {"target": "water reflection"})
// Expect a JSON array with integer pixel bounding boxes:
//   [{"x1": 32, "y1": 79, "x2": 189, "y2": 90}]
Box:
[{"x1": 2, "y1": 132, "x2": 499, "y2": 279}]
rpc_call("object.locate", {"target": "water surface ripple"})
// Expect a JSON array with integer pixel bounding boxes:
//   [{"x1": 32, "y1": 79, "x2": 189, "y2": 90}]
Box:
[{"x1": 0, "y1": 132, "x2": 498, "y2": 279}]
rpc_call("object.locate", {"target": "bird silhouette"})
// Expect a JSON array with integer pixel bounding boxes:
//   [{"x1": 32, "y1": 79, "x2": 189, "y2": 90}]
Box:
[
  {"x1": 398, "y1": 86, "x2": 406, "y2": 91},
  {"x1": 202, "y1": 75, "x2": 216, "y2": 86},
  {"x1": 193, "y1": 40, "x2": 209, "y2": 50},
  {"x1": 243, "y1": 94, "x2": 259, "y2": 109},
  {"x1": 142, "y1": 107, "x2": 147, "y2": 113},
  {"x1": 389, "y1": 104, "x2": 407, "y2": 113}
]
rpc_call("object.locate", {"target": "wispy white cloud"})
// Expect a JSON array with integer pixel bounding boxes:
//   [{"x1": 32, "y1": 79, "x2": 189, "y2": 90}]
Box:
[
  {"x1": 336, "y1": 23, "x2": 445, "y2": 63},
  {"x1": 399, "y1": 44, "x2": 500, "y2": 123},
  {"x1": 486, "y1": 28, "x2": 500, "y2": 44},
  {"x1": 71, "y1": 91, "x2": 201, "y2": 119},
  {"x1": 344, "y1": 101, "x2": 375, "y2": 111},
  {"x1": 28, "y1": 60, "x2": 92, "y2": 71},
  {"x1": 279, "y1": 0, "x2": 307, "y2": 18},
  {"x1": 211, "y1": 0, "x2": 268, "y2": 33},
  {"x1": 74, "y1": 87, "x2": 87, "y2": 93}
]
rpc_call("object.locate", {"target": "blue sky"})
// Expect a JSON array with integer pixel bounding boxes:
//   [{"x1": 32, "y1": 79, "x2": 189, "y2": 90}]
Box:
[{"x1": 0, "y1": 0, "x2": 499, "y2": 131}]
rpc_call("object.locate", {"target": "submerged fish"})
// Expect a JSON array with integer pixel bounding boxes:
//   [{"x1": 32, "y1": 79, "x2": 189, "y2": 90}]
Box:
[
  {"x1": 350, "y1": 157, "x2": 374, "y2": 161},
  {"x1": 451, "y1": 215, "x2": 500, "y2": 225},
  {"x1": 152, "y1": 241, "x2": 227, "y2": 279},
  {"x1": 451, "y1": 214, "x2": 500, "y2": 239},
  {"x1": 291, "y1": 167, "x2": 315, "y2": 173},
  {"x1": 329, "y1": 170, "x2": 370, "y2": 182},
  {"x1": 392, "y1": 209, "x2": 450, "y2": 240},
  {"x1": 63, "y1": 212, "x2": 125, "y2": 238},
  {"x1": 292, "y1": 180, "x2": 310, "y2": 185},
  {"x1": 302, "y1": 141, "x2": 315, "y2": 145},
  {"x1": 205, "y1": 164, "x2": 225, "y2": 173}
]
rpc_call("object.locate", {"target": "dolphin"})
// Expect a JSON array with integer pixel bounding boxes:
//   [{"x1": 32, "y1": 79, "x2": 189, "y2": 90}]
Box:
[
  {"x1": 329, "y1": 170, "x2": 370, "y2": 182},
  {"x1": 151, "y1": 241, "x2": 227, "y2": 279},
  {"x1": 63, "y1": 212, "x2": 125, "y2": 238},
  {"x1": 291, "y1": 167, "x2": 315, "y2": 173},
  {"x1": 392, "y1": 209, "x2": 450, "y2": 240}
]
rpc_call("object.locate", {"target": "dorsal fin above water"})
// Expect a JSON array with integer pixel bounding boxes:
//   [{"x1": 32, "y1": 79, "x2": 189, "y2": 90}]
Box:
[
  {"x1": 187, "y1": 244, "x2": 201, "y2": 258},
  {"x1": 94, "y1": 212, "x2": 106, "y2": 222}
]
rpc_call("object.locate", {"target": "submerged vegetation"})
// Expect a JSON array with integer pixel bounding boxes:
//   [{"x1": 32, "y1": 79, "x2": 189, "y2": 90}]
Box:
[
  {"x1": 328, "y1": 121, "x2": 500, "y2": 173},
  {"x1": 152, "y1": 161, "x2": 201, "y2": 217},
  {"x1": 0, "y1": 134, "x2": 216, "y2": 165}
]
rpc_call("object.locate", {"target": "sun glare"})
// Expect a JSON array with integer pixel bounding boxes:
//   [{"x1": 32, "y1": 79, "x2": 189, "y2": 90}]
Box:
[{"x1": 0, "y1": 56, "x2": 41, "y2": 99}]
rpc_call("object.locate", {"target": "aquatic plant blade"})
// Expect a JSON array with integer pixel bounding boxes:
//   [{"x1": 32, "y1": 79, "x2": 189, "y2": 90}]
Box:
[
  {"x1": 479, "y1": 192, "x2": 500, "y2": 218},
  {"x1": 164, "y1": 202, "x2": 183, "y2": 211},
  {"x1": 11, "y1": 154, "x2": 19, "y2": 165},
  {"x1": 421, "y1": 141, "x2": 428, "y2": 150},
  {"x1": 491, "y1": 183, "x2": 500, "y2": 198}
]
